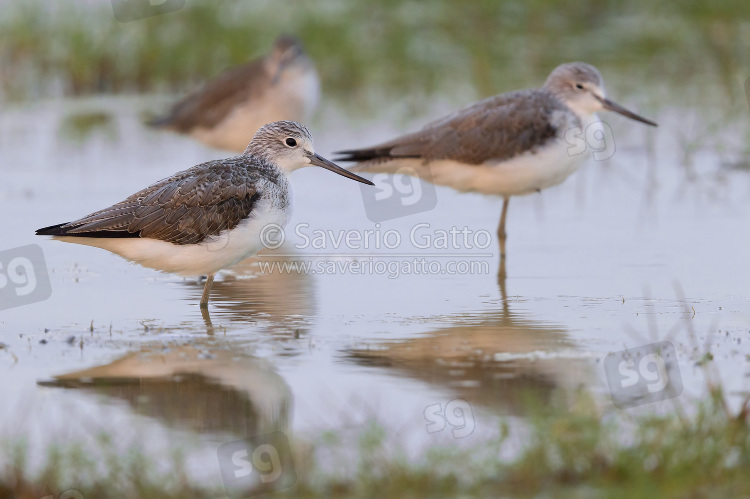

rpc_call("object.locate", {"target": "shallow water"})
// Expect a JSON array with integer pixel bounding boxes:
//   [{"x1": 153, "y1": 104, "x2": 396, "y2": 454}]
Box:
[{"x1": 1, "y1": 96, "x2": 749, "y2": 486}]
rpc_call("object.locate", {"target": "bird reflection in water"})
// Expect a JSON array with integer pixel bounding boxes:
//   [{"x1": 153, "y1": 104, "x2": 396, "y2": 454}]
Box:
[
  {"x1": 347, "y1": 277, "x2": 591, "y2": 415},
  {"x1": 188, "y1": 251, "x2": 315, "y2": 336},
  {"x1": 38, "y1": 342, "x2": 292, "y2": 438}
]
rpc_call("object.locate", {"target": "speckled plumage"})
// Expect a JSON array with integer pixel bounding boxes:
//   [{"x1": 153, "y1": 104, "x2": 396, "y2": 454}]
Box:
[
  {"x1": 36, "y1": 121, "x2": 372, "y2": 306},
  {"x1": 37, "y1": 155, "x2": 288, "y2": 245}
]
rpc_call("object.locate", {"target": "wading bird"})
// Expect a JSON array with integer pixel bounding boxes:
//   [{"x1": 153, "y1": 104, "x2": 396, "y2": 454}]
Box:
[
  {"x1": 336, "y1": 62, "x2": 657, "y2": 260},
  {"x1": 37, "y1": 121, "x2": 372, "y2": 307},
  {"x1": 149, "y1": 35, "x2": 320, "y2": 152}
]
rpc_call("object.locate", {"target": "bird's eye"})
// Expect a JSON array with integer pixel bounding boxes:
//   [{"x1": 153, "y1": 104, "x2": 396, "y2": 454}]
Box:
[
  {"x1": 575, "y1": 83, "x2": 584, "y2": 90},
  {"x1": 285, "y1": 138, "x2": 297, "y2": 147}
]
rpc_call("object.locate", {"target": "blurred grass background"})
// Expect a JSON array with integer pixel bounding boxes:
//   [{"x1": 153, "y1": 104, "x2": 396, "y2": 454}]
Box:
[
  {"x1": 0, "y1": 0, "x2": 749, "y2": 117},
  {"x1": 1, "y1": 3, "x2": 750, "y2": 496},
  {"x1": 4, "y1": 388, "x2": 750, "y2": 498}
]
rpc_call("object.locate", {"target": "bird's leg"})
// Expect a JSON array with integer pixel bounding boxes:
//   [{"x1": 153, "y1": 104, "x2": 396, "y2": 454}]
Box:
[
  {"x1": 200, "y1": 273, "x2": 215, "y2": 308},
  {"x1": 497, "y1": 196, "x2": 510, "y2": 259},
  {"x1": 497, "y1": 258, "x2": 509, "y2": 315},
  {"x1": 200, "y1": 305, "x2": 215, "y2": 335},
  {"x1": 497, "y1": 255, "x2": 507, "y2": 284}
]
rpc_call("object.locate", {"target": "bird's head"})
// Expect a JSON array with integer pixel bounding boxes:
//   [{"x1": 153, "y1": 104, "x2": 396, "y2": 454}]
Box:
[
  {"x1": 272, "y1": 35, "x2": 305, "y2": 60},
  {"x1": 268, "y1": 35, "x2": 310, "y2": 81},
  {"x1": 245, "y1": 121, "x2": 373, "y2": 185},
  {"x1": 544, "y1": 62, "x2": 657, "y2": 126}
]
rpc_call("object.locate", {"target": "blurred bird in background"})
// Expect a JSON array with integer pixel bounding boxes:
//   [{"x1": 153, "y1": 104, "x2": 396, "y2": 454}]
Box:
[{"x1": 149, "y1": 35, "x2": 320, "y2": 152}]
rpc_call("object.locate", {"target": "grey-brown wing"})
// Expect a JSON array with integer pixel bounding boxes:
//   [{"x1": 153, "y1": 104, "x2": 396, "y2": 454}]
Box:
[
  {"x1": 336, "y1": 90, "x2": 573, "y2": 165},
  {"x1": 40, "y1": 159, "x2": 260, "y2": 245},
  {"x1": 150, "y1": 57, "x2": 271, "y2": 132}
]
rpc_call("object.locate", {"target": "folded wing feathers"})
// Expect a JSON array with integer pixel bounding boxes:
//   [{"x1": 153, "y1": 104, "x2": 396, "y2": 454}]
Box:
[
  {"x1": 60, "y1": 159, "x2": 261, "y2": 245},
  {"x1": 339, "y1": 89, "x2": 569, "y2": 165}
]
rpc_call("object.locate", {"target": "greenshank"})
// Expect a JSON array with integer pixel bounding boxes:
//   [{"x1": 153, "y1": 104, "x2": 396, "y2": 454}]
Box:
[
  {"x1": 336, "y1": 62, "x2": 657, "y2": 259},
  {"x1": 149, "y1": 35, "x2": 320, "y2": 152},
  {"x1": 37, "y1": 121, "x2": 372, "y2": 307}
]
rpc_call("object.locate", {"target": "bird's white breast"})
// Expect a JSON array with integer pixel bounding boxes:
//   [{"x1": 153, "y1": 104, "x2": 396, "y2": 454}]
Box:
[
  {"x1": 492, "y1": 141, "x2": 587, "y2": 194},
  {"x1": 358, "y1": 140, "x2": 585, "y2": 197}
]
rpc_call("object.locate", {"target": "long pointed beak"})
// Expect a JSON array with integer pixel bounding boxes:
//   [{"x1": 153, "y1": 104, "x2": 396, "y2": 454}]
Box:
[
  {"x1": 596, "y1": 95, "x2": 658, "y2": 126},
  {"x1": 307, "y1": 152, "x2": 374, "y2": 185}
]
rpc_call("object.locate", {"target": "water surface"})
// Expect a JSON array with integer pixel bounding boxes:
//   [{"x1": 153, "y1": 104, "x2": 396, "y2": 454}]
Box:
[{"x1": 1, "y1": 97, "x2": 749, "y2": 484}]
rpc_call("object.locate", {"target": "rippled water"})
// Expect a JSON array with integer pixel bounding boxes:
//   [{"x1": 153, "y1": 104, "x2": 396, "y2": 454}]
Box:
[{"x1": 1, "y1": 96, "x2": 749, "y2": 485}]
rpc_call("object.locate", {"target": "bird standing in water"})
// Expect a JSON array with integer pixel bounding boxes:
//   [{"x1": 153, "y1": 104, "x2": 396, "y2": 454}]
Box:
[
  {"x1": 336, "y1": 62, "x2": 657, "y2": 260},
  {"x1": 37, "y1": 121, "x2": 372, "y2": 307},
  {"x1": 150, "y1": 35, "x2": 320, "y2": 153}
]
